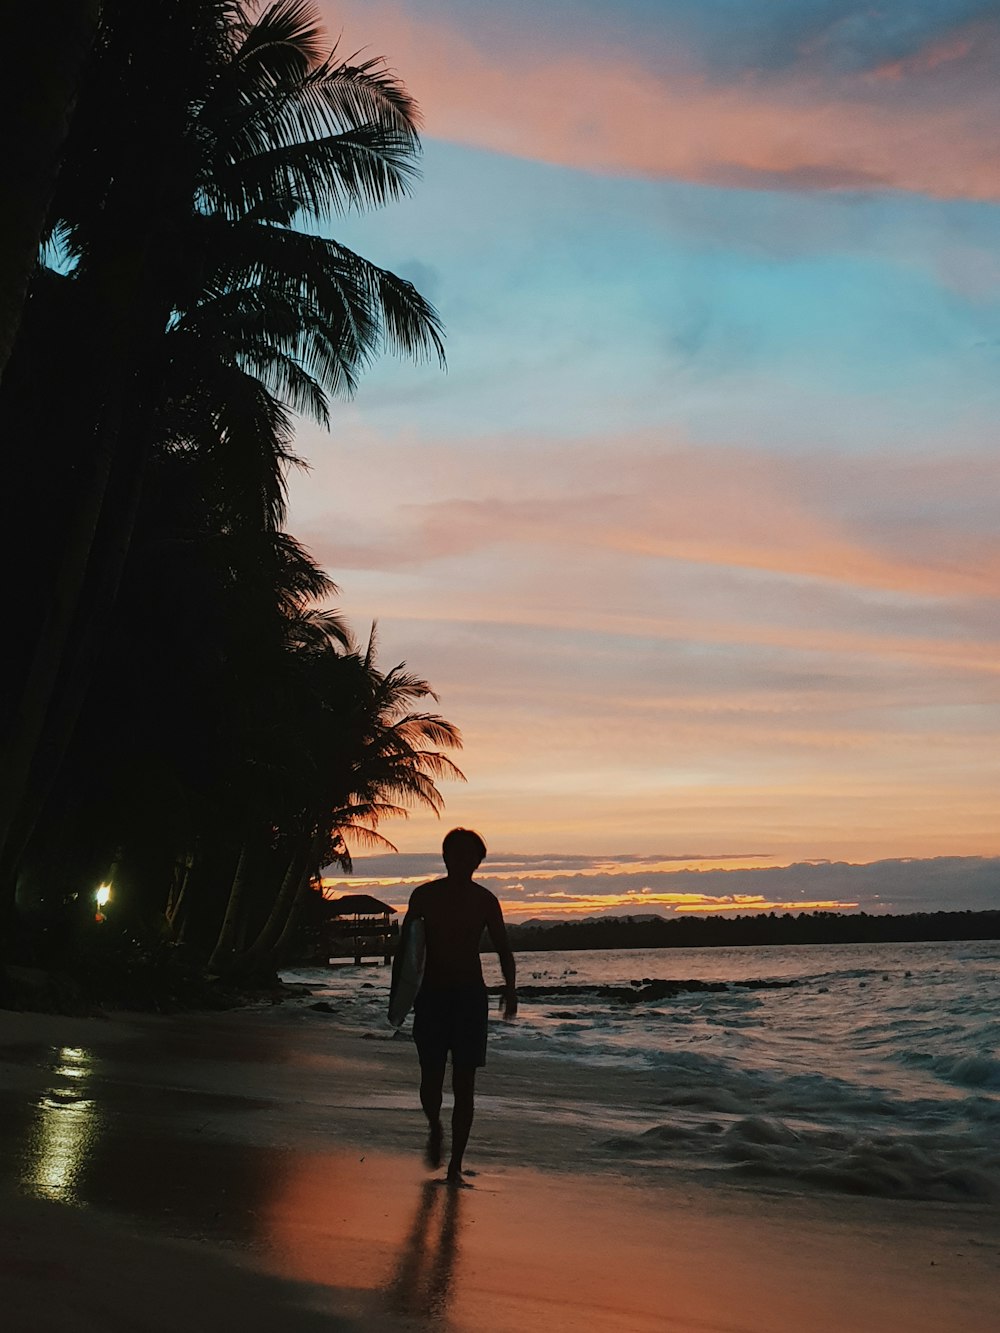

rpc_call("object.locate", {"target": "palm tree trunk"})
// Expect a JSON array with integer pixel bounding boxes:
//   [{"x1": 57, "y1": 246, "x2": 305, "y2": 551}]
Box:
[
  {"x1": 243, "y1": 838, "x2": 309, "y2": 961},
  {"x1": 243, "y1": 829, "x2": 326, "y2": 973},
  {"x1": 166, "y1": 852, "x2": 194, "y2": 934},
  {"x1": 207, "y1": 834, "x2": 259, "y2": 975},
  {"x1": 272, "y1": 872, "x2": 317, "y2": 968}
]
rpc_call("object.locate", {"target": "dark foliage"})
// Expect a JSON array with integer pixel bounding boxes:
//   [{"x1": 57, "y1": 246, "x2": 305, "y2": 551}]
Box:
[
  {"x1": 506, "y1": 909, "x2": 1000, "y2": 952},
  {"x1": 1, "y1": 2, "x2": 457, "y2": 1002}
]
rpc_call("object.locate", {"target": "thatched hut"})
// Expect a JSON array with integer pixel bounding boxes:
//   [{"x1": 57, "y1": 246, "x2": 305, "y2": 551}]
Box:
[{"x1": 321, "y1": 892, "x2": 400, "y2": 964}]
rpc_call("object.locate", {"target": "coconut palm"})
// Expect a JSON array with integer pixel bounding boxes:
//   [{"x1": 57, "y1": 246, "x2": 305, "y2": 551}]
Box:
[
  {"x1": 0, "y1": 0, "x2": 444, "y2": 908},
  {"x1": 208, "y1": 621, "x2": 463, "y2": 977}
]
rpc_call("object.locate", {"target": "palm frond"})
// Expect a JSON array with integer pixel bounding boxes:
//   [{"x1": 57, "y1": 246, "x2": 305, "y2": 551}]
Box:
[
  {"x1": 287, "y1": 606, "x2": 352, "y2": 654},
  {"x1": 331, "y1": 819, "x2": 400, "y2": 856},
  {"x1": 392, "y1": 714, "x2": 464, "y2": 751},
  {"x1": 208, "y1": 125, "x2": 421, "y2": 220},
  {"x1": 221, "y1": 45, "x2": 421, "y2": 157},
  {"x1": 233, "y1": 0, "x2": 326, "y2": 86},
  {"x1": 304, "y1": 52, "x2": 421, "y2": 132},
  {"x1": 234, "y1": 343, "x2": 330, "y2": 423},
  {"x1": 272, "y1": 531, "x2": 336, "y2": 606},
  {"x1": 363, "y1": 623, "x2": 377, "y2": 673}
]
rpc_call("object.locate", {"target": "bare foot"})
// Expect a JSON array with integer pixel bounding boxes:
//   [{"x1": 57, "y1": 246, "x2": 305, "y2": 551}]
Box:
[
  {"x1": 425, "y1": 1121, "x2": 443, "y2": 1169},
  {"x1": 445, "y1": 1166, "x2": 473, "y2": 1189}
]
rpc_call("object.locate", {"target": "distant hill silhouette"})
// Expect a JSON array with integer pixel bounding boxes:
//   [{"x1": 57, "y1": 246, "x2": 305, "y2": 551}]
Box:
[{"x1": 504, "y1": 909, "x2": 1000, "y2": 952}]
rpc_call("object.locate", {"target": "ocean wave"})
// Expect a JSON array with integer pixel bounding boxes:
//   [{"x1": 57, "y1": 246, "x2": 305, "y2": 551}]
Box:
[
  {"x1": 900, "y1": 1051, "x2": 1000, "y2": 1090},
  {"x1": 965, "y1": 1096, "x2": 1000, "y2": 1125},
  {"x1": 603, "y1": 1115, "x2": 1000, "y2": 1203},
  {"x1": 286, "y1": 943, "x2": 1000, "y2": 1209},
  {"x1": 656, "y1": 1066, "x2": 903, "y2": 1121}
]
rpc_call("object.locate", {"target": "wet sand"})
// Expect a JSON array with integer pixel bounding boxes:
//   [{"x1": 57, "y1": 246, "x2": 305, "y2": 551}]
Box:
[{"x1": 1, "y1": 1005, "x2": 998, "y2": 1332}]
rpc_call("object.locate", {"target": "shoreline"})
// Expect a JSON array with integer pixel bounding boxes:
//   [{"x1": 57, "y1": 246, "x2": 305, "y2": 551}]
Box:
[{"x1": 1, "y1": 1004, "x2": 998, "y2": 1331}]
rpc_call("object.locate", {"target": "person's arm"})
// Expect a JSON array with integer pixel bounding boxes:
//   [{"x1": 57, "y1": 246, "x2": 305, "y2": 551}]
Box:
[{"x1": 485, "y1": 895, "x2": 517, "y2": 1020}]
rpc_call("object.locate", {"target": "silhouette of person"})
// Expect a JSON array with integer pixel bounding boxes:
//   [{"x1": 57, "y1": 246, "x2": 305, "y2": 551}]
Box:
[{"x1": 396, "y1": 828, "x2": 516, "y2": 1185}]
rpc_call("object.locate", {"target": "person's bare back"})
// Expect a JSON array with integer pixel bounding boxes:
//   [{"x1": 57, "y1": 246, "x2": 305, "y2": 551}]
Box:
[{"x1": 409, "y1": 877, "x2": 507, "y2": 990}]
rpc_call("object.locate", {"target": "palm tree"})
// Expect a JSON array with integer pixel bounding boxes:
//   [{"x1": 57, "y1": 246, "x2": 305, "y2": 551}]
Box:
[
  {"x1": 208, "y1": 621, "x2": 463, "y2": 977},
  {"x1": 267, "y1": 635, "x2": 465, "y2": 971},
  {"x1": 0, "y1": 0, "x2": 444, "y2": 913}
]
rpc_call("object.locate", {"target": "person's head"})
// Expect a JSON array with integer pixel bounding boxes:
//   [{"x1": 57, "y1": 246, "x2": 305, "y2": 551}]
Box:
[{"x1": 442, "y1": 827, "x2": 487, "y2": 878}]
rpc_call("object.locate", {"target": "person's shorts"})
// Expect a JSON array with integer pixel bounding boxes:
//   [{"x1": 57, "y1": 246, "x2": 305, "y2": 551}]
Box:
[{"x1": 412, "y1": 984, "x2": 489, "y2": 1069}]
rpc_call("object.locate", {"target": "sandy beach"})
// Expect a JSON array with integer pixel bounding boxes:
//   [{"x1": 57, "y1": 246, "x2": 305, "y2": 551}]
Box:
[{"x1": 1, "y1": 1001, "x2": 998, "y2": 1333}]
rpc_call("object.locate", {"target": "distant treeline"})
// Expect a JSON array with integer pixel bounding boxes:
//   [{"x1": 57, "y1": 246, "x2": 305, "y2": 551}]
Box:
[{"x1": 505, "y1": 909, "x2": 1000, "y2": 952}]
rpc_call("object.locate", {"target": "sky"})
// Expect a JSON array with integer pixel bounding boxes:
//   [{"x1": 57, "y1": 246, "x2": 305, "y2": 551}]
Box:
[{"x1": 289, "y1": 1, "x2": 1000, "y2": 918}]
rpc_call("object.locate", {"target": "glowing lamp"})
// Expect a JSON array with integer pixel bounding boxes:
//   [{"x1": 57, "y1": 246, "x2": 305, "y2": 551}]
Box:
[{"x1": 96, "y1": 885, "x2": 111, "y2": 908}]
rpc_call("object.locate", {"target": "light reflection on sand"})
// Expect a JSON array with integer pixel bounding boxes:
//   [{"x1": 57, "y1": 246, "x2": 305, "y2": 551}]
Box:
[{"x1": 23, "y1": 1046, "x2": 101, "y2": 1204}]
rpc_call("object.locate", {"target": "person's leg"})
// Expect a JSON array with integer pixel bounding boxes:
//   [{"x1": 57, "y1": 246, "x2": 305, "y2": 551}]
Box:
[
  {"x1": 419, "y1": 1060, "x2": 446, "y2": 1167},
  {"x1": 448, "y1": 1065, "x2": 476, "y2": 1183}
]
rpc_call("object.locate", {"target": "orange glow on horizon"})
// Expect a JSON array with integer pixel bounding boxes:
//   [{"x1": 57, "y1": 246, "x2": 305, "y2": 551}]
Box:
[
  {"x1": 318, "y1": 876, "x2": 862, "y2": 919},
  {"x1": 496, "y1": 893, "x2": 861, "y2": 919}
]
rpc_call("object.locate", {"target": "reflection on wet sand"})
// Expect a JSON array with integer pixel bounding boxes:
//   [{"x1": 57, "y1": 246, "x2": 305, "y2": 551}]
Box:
[
  {"x1": 387, "y1": 1180, "x2": 463, "y2": 1323},
  {"x1": 21, "y1": 1046, "x2": 101, "y2": 1205},
  {"x1": 0, "y1": 1036, "x2": 292, "y2": 1244}
]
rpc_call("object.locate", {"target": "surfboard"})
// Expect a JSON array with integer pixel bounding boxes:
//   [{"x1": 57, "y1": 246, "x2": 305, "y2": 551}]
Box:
[{"x1": 388, "y1": 915, "x2": 425, "y2": 1028}]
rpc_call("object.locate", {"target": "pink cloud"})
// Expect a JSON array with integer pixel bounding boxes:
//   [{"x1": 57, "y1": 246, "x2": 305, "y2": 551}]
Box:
[
  {"x1": 301, "y1": 437, "x2": 1000, "y2": 603},
  {"x1": 870, "y1": 23, "x2": 982, "y2": 82},
  {"x1": 324, "y1": 3, "x2": 1000, "y2": 199}
]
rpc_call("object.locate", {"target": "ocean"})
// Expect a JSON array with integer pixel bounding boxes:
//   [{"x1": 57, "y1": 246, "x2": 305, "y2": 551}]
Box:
[{"x1": 283, "y1": 938, "x2": 1000, "y2": 1204}]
